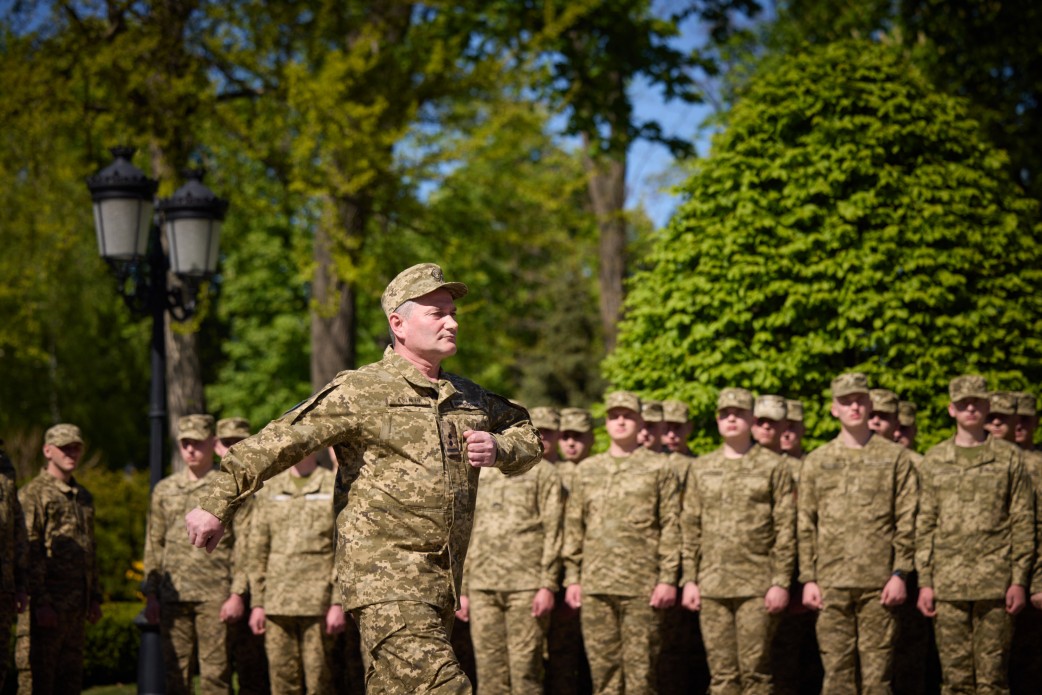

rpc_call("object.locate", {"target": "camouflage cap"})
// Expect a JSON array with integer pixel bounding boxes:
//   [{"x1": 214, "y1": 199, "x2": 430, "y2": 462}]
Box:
[
  {"x1": 898, "y1": 401, "x2": 917, "y2": 427},
  {"x1": 641, "y1": 399, "x2": 664, "y2": 423},
  {"x1": 1014, "y1": 392, "x2": 1037, "y2": 417},
  {"x1": 529, "y1": 406, "x2": 561, "y2": 431},
  {"x1": 662, "y1": 399, "x2": 690, "y2": 424},
  {"x1": 869, "y1": 388, "x2": 899, "y2": 414},
  {"x1": 216, "y1": 417, "x2": 250, "y2": 440},
  {"x1": 785, "y1": 399, "x2": 804, "y2": 422},
  {"x1": 605, "y1": 390, "x2": 641, "y2": 414},
  {"x1": 717, "y1": 387, "x2": 754, "y2": 412},
  {"x1": 44, "y1": 423, "x2": 83, "y2": 447},
  {"x1": 989, "y1": 391, "x2": 1017, "y2": 416},
  {"x1": 831, "y1": 372, "x2": 870, "y2": 398},
  {"x1": 754, "y1": 394, "x2": 787, "y2": 421},
  {"x1": 380, "y1": 263, "x2": 468, "y2": 317},
  {"x1": 559, "y1": 407, "x2": 593, "y2": 433},
  {"x1": 177, "y1": 414, "x2": 215, "y2": 440},
  {"x1": 949, "y1": 375, "x2": 988, "y2": 402}
]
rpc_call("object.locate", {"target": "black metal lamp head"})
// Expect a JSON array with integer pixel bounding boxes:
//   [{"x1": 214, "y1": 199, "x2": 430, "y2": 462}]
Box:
[
  {"x1": 86, "y1": 146, "x2": 159, "y2": 263},
  {"x1": 157, "y1": 169, "x2": 228, "y2": 278}
]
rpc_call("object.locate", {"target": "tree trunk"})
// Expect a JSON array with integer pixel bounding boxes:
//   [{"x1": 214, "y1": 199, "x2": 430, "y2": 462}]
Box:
[
  {"x1": 583, "y1": 144, "x2": 627, "y2": 353},
  {"x1": 165, "y1": 311, "x2": 205, "y2": 473}
]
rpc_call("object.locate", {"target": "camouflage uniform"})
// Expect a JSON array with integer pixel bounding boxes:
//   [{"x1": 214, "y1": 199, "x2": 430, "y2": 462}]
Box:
[
  {"x1": 17, "y1": 465, "x2": 100, "y2": 694},
  {"x1": 916, "y1": 434, "x2": 1033, "y2": 695},
  {"x1": 682, "y1": 444, "x2": 796, "y2": 695},
  {"x1": 799, "y1": 433, "x2": 918, "y2": 695},
  {"x1": 248, "y1": 465, "x2": 338, "y2": 695},
  {"x1": 563, "y1": 442, "x2": 681, "y2": 694},
  {"x1": 0, "y1": 469, "x2": 26, "y2": 690},
  {"x1": 463, "y1": 458, "x2": 563, "y2": 694},
  {"x1": 144, "y1": 465, "x2": 245, "y2": 694},
  {"x1": 197, "y1": 346, "x2": 541, "y2": 694}
]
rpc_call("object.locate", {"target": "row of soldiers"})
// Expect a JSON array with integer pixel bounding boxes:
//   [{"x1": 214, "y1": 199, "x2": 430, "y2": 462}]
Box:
[{"x1": 462, "y1": 372, "x2": 1042, "y2": 695}]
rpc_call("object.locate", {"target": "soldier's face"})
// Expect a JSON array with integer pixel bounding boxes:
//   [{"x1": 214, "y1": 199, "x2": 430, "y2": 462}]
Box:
[
  {"x1": 867, "y1": 411, "x2": 898, "y2": 438},
  {"x1": 215, "y1": 436, "x2": 245, "y2": 457},
  {"x1": 640, "y1": 421, "x2": 666, "y2": 449},
  {"x1": 1015, "y1": 415, "x2": 1037, "y2": 446},
  {"x1": 949, "y1": 397, "x2": 988, "y2": 430},
  {"x1": 752, "y1": 418, "x2": 784, "y2": 448},
  {"x1": 662, "y1": 421, "x2": 691, "y2": 453},
  {"x1": 605, "y1": 408, "x2": 642, "y2": 444},
  {"x1": 831, "y1": 393, "x2": 871, "y2": 429},
  {"x1": 43, "y1": 442, "x2": 83, "y2": 474},
  {"x1": 560, "y1": 431, "x2": 593, "y2": 462},
  {"x1": 893, "y1": 424, "x2": 916, "y2": 448},
  {"x1": 984, "y1": 413, "x2": 1015, "y2": 442},
  {"x1": 717, "y1": 407, "x2": 752, "y2": 440},
  {"x1": 393, "y1": 289, "x2": 459, "y2": 362},
  {"x1": 179, "y1": 437, "x2": 216, "y2": 468},
  {"x1": 538, "y1": 428, "x2": 560, "y2": 458},
  {"x1": 780, "y1": 421, "x2": 804, "y2": 452}
]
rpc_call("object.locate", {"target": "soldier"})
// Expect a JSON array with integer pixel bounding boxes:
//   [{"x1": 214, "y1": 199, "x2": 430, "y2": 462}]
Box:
[
  {"x1": 185, "y1": 263, "x2": 541, "y2": 693},
  {"x1": 640, "y1": 399, "x2": 667, "y2": 452},
  {"x1": 1011, "y1": 392, "x2": 1042, "y2": 694},
  {"x1": 779, "y1": 399, "x2": 806, "y2": 464},
  {"x1": 661, "y1": 400, "x2": 693, "y2": 457},
  {"x1": 144, "y1": 414, "x2": 247, "y2": 694},
  {"x1": 893, "y1": 402, "x2": 918, "y2": 450},
  {"x1": 216, "y1": 416, "x2": 270, "y2": 695},
  {"x1": 1013, "y1": 392, "x2": 1038, "y2": 451},
  {"x1": 868, "y1": 388, "x2": 900, "y2": 440},
  {"x1": 751, "y1": 395, "x2": 787, "y2": 455},
  {"x1": 916, "y1": 375, "x2": 1033, "y2": 694},
  {"x1": 17, "y1": 424, "x2": 102, "y2": 694},
  {"x1": 548, "y1": 407, "x2": 595, "y2": 695},
  {"x1": 0, "y1": 444, "x2": 26, "y2": 691},
  {"x1": 681, "y1": 387, "x2": 795, "y2": 695},
  {"x1": 247, "y1": 452, "x2": 344, "y2": 694},
  {"x1": 985, "y1": 391, "x2": 1018, "y2": 442},
  {"x1": 799, "y1": 373, "x2": 917, "y2": 694},
  {"x1": 459, "y1": 406, "x2": 563, "y2": 694},
  {"x1": 563, "y1": 390, "x2": 680, "y2": 694}
]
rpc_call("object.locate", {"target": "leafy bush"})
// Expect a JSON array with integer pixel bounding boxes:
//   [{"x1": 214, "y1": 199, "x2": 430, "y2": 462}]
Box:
[
  {"x1": 78, "y1": 467, "x2": 150, "y2": 602},
  {"x1": 84, "y1": 601, "x2": 141, "y2": 687}
]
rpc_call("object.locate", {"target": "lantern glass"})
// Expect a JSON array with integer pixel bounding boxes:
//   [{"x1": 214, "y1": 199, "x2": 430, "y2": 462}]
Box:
[
  {"x1": 93, "y1": 196, "x2": 153, "y2": 260},
  {"x1": 165, "y1": 216, "x2": 221, "y2": 277}
]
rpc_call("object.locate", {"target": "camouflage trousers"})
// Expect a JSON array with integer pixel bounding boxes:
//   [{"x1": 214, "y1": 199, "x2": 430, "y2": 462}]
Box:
[
  {"x1": 354, "y1": 600, "x2": 471, "y2": 694},
  {"x1": 701, "y1": 595, "x2": 779, "y2": 695},
  {"x1": 469, "y1": 589, "x2": 549, "y2": 695},
  {"x1": 546, "y1": 593, "x2": 590, "y2": 695},
  {"x1": 230, "y1": 601, "x2": 270, "y2": 695},
  {"x1": 816, "y1": 586, "x2": 896, "y2": 695},
  {"x1": 581, "y1": 593, "x2": 663, "y2": 695},
  {"x1": 264, "y1": 614, "x2": 334, "y2": 695},
  {"x1": 160, "y1": 599, "x2": 231, "y2": 695},
  {"x1": 934, "y1": 599, "x2": 1012, "y2": 695},
  {"x1": 15, "y1": 605, "x2": 86, "y2": 695}
]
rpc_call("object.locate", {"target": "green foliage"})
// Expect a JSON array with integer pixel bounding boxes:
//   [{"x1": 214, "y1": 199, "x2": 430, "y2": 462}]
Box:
[
  {"x1": 78, "y1": 468, "x2": 150, "y2": 602},
  {"x1": 83, "y1": 601, "x2": 140, "y2": 687},
  {"x1": 605, "y1": 41, "x2": 1042, "y2": 452}
]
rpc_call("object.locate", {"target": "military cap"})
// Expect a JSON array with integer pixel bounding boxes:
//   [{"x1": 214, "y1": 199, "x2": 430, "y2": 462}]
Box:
[
  {"x1": 949, "y1": 375, "x2": 988, "y2": 402},
  {"x1": 380, "y1": 263, "x2": 468, "y2": 317},
  {"x1": 1014, "y1": 392, "x2": 1037, "y2": 417},
  {"x1": 662, "y1": 399, "x2": 690, "y2": 424},
  {"x1": 898, "y1": 401, "x2": 917, "y2": 427},
  {"x1": 641, "y1": 400, "x2": 664, "y2": 423},
  {"x1": 216, "y1": 417, "x2": 251, "y2": 440},
  {"x1": 44, "y1": 423, "x2": 83, "y2": 447},
  {"x1": 605, "y1": 391, "x2": 641, "y2": 414},
  {"x1": 831, "y1": 372, "x2": 869, "y2": 398},
  {"x1": 754, "y1": 394, "x2": 787, "y2": 421},
  {"x1": 869, "y1": 388, "x2": 899, "y2": 414},
  {"x1": 717, "y1": 387, "x2": 754, "y2": 412},
  {"x1": 177, "y1": 414, "x2": 215, "y2": 440},
  {"x1": 559, "y1": 408, "x2": 593, "y2": 433},
  {"x1": 529, "y1": 406, "x2": 561, "y2": 431},
  {"x1": 989, "y1": 391, "x2": 1017, "y2": 416},
  {"x1": 786, "y1": 399, "x2": 804, "y2": 422}
]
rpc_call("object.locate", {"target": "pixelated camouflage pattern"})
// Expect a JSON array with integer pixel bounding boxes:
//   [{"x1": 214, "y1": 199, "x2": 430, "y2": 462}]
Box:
[
  {"x1": 701, "y1": 595, "x2": 777, "y2": 695},
  {"x1": 605, "y1": 391, "x2": 641, "y2": 413},
  {"x1": 160, "y1": 598, "x2": 231, "y2": 694},
  {"x1": 681, "y1": 444, "x2": 796, "y2": 596},
  {"x1": 1021, "y1": 448, "x2": 1042, "y2": 591},
  {"x1": 798, "y1": 434, "x2": 917, "y2": 588},
  {"x1": 177, "y1": 413, "x2": 214, "y2": 440},
  {"x1": 265, "y1": 614, "x2": 334, "y2": 695},
  {"x1": 581, "y1": 593, "x2": 662, "y2": 694},
  {"x1": 898, "y1": 401, "x2": 917, "y2": 426},
  {"x1": 949, "y1": 374, "x2": 988, "y2": 402},
  {"x1": 19, "y1": 470, "x2": 100, "y2": 611},
  {"x1": 869, "y1": 388, "x2": 899, "y2": 414},
  {"x1": 198, "y1": 347, "x2": 541, "y2": 613},
  {"x1": 990, "y1": 391, "x2": 1017, "y2": 415},
  {"x1": 718, "y1": 388, "x2": 753, "y2": 411},
  {"x1": 0, "y1": 475, "x2": 26, "y2": 595},
  {"x1": 469, "y1": 589, "x2": 548, "y2": 694},
  {"x1": 144, "y1": 468, "x2": 244, "y2": 602},
  {"x1": 217, "y1": 416, "x2": 251, "y2": 439},
  {"x1": 248, "y1": 465, "x2": 337, "y2": 615},
  {"x1": 916, "y1": 436, "x2": 1033, "y2": 598},
  {"x1": 380, "y1": 263, "x2": 468, "y2": 317},
  {"x1": 465, "y1": 458, "x2": 563, "y2": 592},
  {"x1": 43, "y1": 423, "x2": 83, "y2": 447},
  {"x1": 830, "y1": 372, "x2": 869, "y2": 397},
  {"x1": 933, "y1": 599, "x2": 1012, "y2": 693},
  {"x1": 563, "y1": 447, "x2": 681, "y2": 595},
  {"x1": 754, "y1": 395, "x2": 787, "y2": 421},
  {"x1": 816, "y1": 586, "x2": 896, "y2": 693}
]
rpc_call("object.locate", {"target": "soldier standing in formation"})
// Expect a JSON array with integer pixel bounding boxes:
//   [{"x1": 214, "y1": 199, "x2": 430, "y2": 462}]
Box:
[
  {"x1": 564, "y1": 391, "x2": 680, "y2": 695},
  {"x1": 751, "y1": 395, "x2": 787, "y2": 455},
  {"x1": 460, "y1": 405, "x2": 564, "y2": 693},
  {"x1": 893, "y1": 402, "x2": 919, "y2": 450},
  {"x1": 17, "y1": 424, "x2": 102, "y2": 694},
  {"x1": 1011, "y1": 392, "x2": 1042, "y2": 694},
  {"x1": 681, "y1": 387, "x2": 795, "y2": 695},
  {"x1": 0, "y1": 437, "x2": 26, "y2": 691},
  {"x1": 985, "y1": 391, "x2": 1018, "y2": 443},
  {"x1": 247, "y1": 451, "x2": 344, "y2": 694},
  {"x1": 185, "y1": 262, "x2": 542, "y2": 693},
  {"x1": 144, "y1": 414, "x2": 247, "y2": 694}
]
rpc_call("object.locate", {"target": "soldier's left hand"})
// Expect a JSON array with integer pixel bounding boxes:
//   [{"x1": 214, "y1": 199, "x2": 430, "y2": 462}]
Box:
[
  {"x1": 1006, "y1": 584, "x2": 1027, "y2": 615},
  {"x1": 531, "y1": 588, "x2": 555, "y2": 618},
  {"x1": 1031, "y1": 592, "x2": 1042, "y2": 611},
  {"x1": 764, "y1": 585, "x2": 789, "y2": 614},
  {"x1": 326, "y1": 604, "x2": 347, "y2": 635},
  {"x1": 650, "y1": 583, "x2": 677, "y2": 609},
  {"x1": 220, "y1": 593, "x2": 246, "y2": 623},
  {"x1": 881, "y1": 574, "x2": 907, "y2": 607},
  {"x1": 463, "y1": 430, "x2": 498, "y2": 468}
]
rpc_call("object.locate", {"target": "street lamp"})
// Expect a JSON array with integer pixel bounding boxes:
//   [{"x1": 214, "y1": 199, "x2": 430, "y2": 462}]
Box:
[{"x1": 87, "y1": 146, "x2": 228, "y2": 695}]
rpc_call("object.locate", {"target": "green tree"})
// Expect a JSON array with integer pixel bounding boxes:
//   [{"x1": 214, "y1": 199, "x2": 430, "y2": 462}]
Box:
[{"x1": 604, "y1": 41, "x2": 1042, "y2": 452}]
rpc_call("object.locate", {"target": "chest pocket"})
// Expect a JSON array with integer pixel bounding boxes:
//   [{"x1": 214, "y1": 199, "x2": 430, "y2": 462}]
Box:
[
  {"x1": 959, "y1": 467, "x2": 1008, "y2": 528},
  {"x1": 624, "y1": 470, "x2": 660, "y2": 528},
  {"x1": 857, "y1": 458, "x2": 893, "y2": 506}
]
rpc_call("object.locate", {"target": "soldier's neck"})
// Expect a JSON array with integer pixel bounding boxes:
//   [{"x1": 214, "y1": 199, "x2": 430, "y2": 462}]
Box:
[
  {"x1": 185, "y1": 461, "x2": 215, "y2": 481},
  {"x1": 723, "y1": 437, "x2": 752, "y2": 459},
  {"x1": 838, "y1": 426, "x2": 872, "y2": 449},
  {"x1": 954, "y1": 426, "x2": 987, "y2": 448},
  {"x1": 608, "y1": 439, "x2": 640, "y2": 457}
]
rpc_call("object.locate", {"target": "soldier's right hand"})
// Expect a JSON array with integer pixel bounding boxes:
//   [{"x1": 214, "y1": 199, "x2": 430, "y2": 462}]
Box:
[
  {"x1": 565, "y1": 584, "x2": 583, "y2": 609},
  {"x1": 916, "y1": 587, "x2": 937, "y2": 617},
  {"x1": 249, "y1": 606, "x2": 266, "y2": 635},
  {"x1": 455, "y1": 595, "x2": 470, "y2": 622},
  {"x1": 681, "y1": 582, "x2": 701, "y2": 612},
  {"x1": 802, "y1": 582, "x2": 823, "y2": 611},
  {"x1": 185, "y1": 507, "x2": 226, "y2": 552}
]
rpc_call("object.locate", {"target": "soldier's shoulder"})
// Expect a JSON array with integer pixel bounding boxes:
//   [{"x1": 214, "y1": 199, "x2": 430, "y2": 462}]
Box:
[
  {"x1": 991, "y1": 437, "x2": 1022, "y2": 459},
  {"x1": 152, "y1": 473, "x2": 185, "y2": 495},
  {"x1": 920, "y1": 437, "x2": 955, "y2": 466}
]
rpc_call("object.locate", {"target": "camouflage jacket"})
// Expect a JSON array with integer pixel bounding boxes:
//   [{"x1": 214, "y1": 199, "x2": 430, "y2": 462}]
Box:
[
  {"x1": 915, "y1": 436, "x2": 1033, "y2": 599},
  {"x1": 0, "y1": 475, "x2": 27, "y2": 595},
  {"x1": 464, "y1": 458, "x2": 563, "y2": 593},
  {"x1": 562, "y1": 447, "x2": 681, "y2": 596},
  {"x1": 19, "y1": 470, "x2": 100, "y2": 611},
  {"x1": 198, "y1": 347, "x2": 541, "y2": 612},
  {"x1": 799, "y1": 434, "x2": 917, "y2": 589},
  {"x1": 1022, "y1": 449, "x2": 1042, "y2": 592},
  {"x1": 248, "y1": 466, "x2": 337, "y2": 616},
  {"x1": 144, "y1": 467, "x2": 246, "y2": 602},
  {"x1": 681, "y1": 445, "x2": 795, "y2": 597}
]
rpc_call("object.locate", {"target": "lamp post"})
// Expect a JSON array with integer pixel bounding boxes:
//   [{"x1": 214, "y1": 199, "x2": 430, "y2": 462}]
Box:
[{"x1": 87, "y1": 146, "x2": 228, "y2": 695}]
